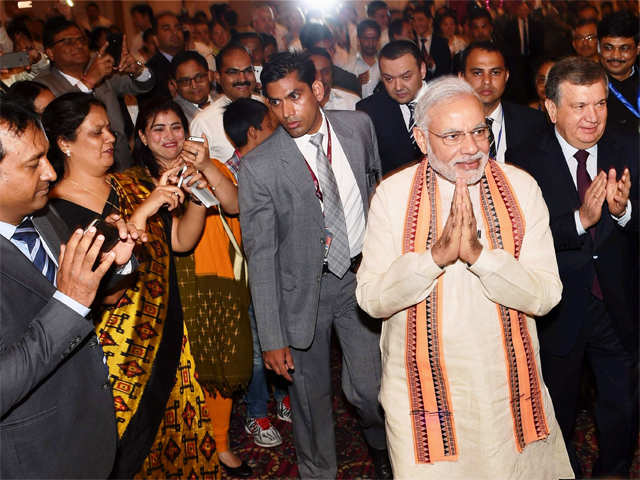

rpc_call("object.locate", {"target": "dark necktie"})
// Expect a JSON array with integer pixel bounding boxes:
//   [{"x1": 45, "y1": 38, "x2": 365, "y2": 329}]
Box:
[
  {"x1": 420, "y1": 37, "x2": 427, "y2": 58},
  {"x1": 310, "y1": 133, "x2": 350, "y2": 277},
  {"x1": 408, "y1": 101, "x2": 417, "y2": 147},
  {"x1": 486, "y1": 117, "x2": 497, "y2": 159},
  {"x1": 574, "y1": 149, "x2": 603, "y2": 300},
  {"x1": 11, "y1": 218, "x2": 56, "y2": 284}
]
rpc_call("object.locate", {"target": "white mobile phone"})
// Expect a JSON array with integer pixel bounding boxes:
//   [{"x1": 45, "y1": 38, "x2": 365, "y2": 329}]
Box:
[
  {"x1": 187, "y1": 136, "x2": 205, "y2": 143},
  {"x1": 176, "y1": 164, "x2": 188, "y2": 189},
  {"x1": 183, "y1": 175, "x2": 219, "y2": 208}
]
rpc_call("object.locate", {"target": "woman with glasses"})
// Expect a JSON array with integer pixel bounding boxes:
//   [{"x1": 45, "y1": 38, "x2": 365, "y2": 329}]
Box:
[{"x1": 42, "y1": 92, "x2": 234, "y2": 478}]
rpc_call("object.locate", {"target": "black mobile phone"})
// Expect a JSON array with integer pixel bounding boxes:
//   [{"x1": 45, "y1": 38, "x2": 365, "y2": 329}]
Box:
[
  {"x1": 0, "y1": 51, "x2": 29, "y2": 70},
  {"x1": 86, "y1": 218, "x2": 120, "y2": 252},
  {"x1": 105, "y1": 32, "x2": 123, "y2": 66}
]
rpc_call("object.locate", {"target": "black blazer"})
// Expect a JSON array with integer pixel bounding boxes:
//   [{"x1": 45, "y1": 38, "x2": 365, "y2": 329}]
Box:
[
  {"x1": 333, "y1": 65, "x2": 362, "y2": 98},
  {"x1": 0, "y1": 206, "x2": 117, "y2": 479},
  {"x1": 507, "y1": 128, "x2": 639, "y2": 356},
  {"x1": 501, "y1": 100, "x2": 548, "y2": 157},
  {"x1": 427, "y1": 35, "x2": 452, "y2": 79},
  {"x1": 356, "y1": 88, "x2": 421, "y2": 175}
]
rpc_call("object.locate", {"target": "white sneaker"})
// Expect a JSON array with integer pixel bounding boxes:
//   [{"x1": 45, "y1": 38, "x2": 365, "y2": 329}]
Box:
[
  {"x1": 245, "y1": 417, "x2": 283, "y2": 448},
  {"x1": 276, "y1": 395, "x2": 292, "y2": 423}
]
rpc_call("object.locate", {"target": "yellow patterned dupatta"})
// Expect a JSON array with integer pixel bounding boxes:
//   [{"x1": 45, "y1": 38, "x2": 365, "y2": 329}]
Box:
[
  {"x1": 402, "y1": 159, "x2": 549, "y2": 464},
  {"x1": 98, "y1": 168, "x2": 219, "y2": 479}
]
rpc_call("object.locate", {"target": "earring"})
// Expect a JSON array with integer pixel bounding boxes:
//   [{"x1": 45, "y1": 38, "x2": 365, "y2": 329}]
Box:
[{"x1": 65, "y1": 150, "x2": 71, "y2": 157}]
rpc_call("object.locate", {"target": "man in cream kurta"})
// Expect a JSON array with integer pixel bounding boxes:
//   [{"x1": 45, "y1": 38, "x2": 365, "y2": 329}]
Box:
[{"x1": 356, "y1": 76, "x2": 573, "y2": 479}]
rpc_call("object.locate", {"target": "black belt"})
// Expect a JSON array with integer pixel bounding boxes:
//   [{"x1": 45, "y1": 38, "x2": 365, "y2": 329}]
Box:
[{"x1": 322, "y1": 253, "x2": 362, "y2": 274}]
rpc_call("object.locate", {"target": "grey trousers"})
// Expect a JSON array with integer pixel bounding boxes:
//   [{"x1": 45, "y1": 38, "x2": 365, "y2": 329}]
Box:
[{"x1": 288, "y1": 269, "x2": 387, "y2": 479}]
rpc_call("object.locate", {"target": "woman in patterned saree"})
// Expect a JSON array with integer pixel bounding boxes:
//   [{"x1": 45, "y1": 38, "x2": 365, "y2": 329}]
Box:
[{"x1": 42, "y1": 93, "x2": 236, "y2": 478}]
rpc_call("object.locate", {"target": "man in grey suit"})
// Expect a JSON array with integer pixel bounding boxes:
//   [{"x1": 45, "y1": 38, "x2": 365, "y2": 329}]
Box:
[
  {"x1": 0, "y1": 102, "x2": 140, "y2": 478},
  {"x1": 239, "y1": 52, "x2": 391, "y2": 479},
  {"x1": 35, "y1": 16, "x2": 154, "y2": 171}
]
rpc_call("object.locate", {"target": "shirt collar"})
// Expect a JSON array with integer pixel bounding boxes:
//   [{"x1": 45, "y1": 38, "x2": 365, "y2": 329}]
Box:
[
  {"x1": 487, "y1": 102, "x2": 503, "y2": 124},
  {"x1": 293, "y1": 109, "x2": 328, "y2": 149},
  {"x1": 160, "y1": 50, "x2": 174, "y2": 62},
  {"x1": 58, "y1": 69, "x2": 92, "y2": 92},
  {"x1": 554, "y1": 127, "x2": 597, "y2": 161},
  {"x1": 0, "y1": 216, "x2": 28, "y2": 241}
]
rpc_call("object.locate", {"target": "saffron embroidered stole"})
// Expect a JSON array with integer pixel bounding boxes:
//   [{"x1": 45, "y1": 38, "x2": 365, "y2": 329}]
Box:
[{"x1": 402, "y1": 159, "x2": 549, "y2": 464}]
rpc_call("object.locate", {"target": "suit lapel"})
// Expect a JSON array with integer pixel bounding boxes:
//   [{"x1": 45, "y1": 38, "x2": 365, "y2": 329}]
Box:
[
  {"x1": 543, "y1": 131, "x2": 581, "y2": 209},
  {"x1": 277, "y1": 128, "x2": 324, "y2": 228},
  {"x1": 0, "y1": 233, "x2": 57, "y2": 296},
  {"x1": 326, "y1": 111, "x2": 368, "y2": 211}
]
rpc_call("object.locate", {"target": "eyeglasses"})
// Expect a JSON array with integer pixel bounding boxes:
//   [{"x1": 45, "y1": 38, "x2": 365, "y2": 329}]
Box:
[
  {"x1": 428, "y1": 126, "x2": 490, "y2": 145},
  {"x1": 176, "y1": 72, "x2": 209, "y2": 88},
  {"x1": 574, "y1": 34, "x2": 597, "y2": 43},
  {"x1": 51, "y1": 35, "x2": 88, "y2": 48}
]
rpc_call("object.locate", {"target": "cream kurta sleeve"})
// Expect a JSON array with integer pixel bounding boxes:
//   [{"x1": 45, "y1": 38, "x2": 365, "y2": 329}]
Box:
[
  {"x1": 356, "y1": 166, "x2": 443, "y2": 319},
  {"x1": 468, "y1": 168, "x2": 563, "y2": 317}
]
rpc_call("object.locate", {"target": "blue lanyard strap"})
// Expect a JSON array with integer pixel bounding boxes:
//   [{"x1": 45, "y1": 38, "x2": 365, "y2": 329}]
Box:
[{"x1": 608, "y1": 82, "x2": 640, "y2": 119}]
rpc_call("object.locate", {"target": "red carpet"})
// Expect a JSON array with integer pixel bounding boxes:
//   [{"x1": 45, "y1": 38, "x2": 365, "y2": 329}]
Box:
[{"x1": 226, "y1": 340, "x2": 639, "y2": 479}]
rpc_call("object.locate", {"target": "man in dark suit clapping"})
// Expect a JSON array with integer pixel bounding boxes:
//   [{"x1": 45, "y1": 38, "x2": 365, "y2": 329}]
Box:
[
  {"x1": 507, "y1": 57, "x2": 638, "y2": 478},
  {"x1": 0, "y1": 102, "x2": 138, "y2": 478}
]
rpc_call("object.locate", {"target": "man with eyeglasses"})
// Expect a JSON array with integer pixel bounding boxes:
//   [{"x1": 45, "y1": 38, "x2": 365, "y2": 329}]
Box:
[
  {"x1": 356, "y1": 75, "x2": 573, "y2": 479},
  {"x1": 572, "y1": 19, "x2": 599, "y2": 63},
  {"x1": 191, "y1": 44, "x2": 262, "y2": 161},
  {"x1": 35, "y1": 16, "x2": 153, "y2": 171},
  {"x1": 598, "y1": 11, "x2": 639, "y2": 134},
  {"x1": 170, "y1": 51, "x2": 215, "y2": 123}
]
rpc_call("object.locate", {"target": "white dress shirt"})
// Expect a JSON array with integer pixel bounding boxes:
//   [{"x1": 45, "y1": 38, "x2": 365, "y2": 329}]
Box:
[
  {"x1": 325, "y1": 88, "x2": 360, "y2": 111},
  {"x1": 344, "y1": 54, "x2": 380, "y2": 99},
  {"x1": 554, "y1": 129, "x2": 632, "y2": 235},
  {"x1": 487, "y1": 103, "x2": 507, "y2": 163},
  {"x1": 293, "y1": 110, "x2": 366, "y2": 257},
  {"x1": 0, "y1": 218, "x2": 90, "y2": 316},
  {"x1": 190, "y1": 93, "x2": 263, "y2": 161}
]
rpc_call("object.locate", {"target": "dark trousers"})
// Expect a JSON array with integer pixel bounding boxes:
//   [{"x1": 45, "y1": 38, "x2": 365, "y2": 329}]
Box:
[
  {"x1": 288, "y1": 270, "x2": 386, "y2": 479},
  {"x1": 540, "y1": 297, "x2": 636, "y2": 477}
]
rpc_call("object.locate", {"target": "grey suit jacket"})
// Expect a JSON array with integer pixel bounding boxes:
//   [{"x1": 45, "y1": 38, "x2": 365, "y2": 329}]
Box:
[
  {"x1": 35, "y1": 65, "x2": 154, "y2": 171},
  {"x1": 0, "y1": 206, "x2": 117, "y2": 479},
  {"x1": 239, "y1": 110, "x2": 381, "y2": 351}
]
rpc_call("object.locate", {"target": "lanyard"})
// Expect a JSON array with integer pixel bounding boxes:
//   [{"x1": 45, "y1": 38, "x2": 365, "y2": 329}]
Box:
[
  {"x1": 304, "y1": 116, "x2": 332, "y2": 202},
  {"x1": 608, "y1": 82, "x2": 640, "y2": 119},
  {"x1": 493, "y1": 109, "x2": 505, "y2": 154}
]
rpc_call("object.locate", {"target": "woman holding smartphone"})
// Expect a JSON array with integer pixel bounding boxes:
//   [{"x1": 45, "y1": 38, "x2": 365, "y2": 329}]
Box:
[{"x1": 42, "y1": 93, "x2": 234, "y2": 478}]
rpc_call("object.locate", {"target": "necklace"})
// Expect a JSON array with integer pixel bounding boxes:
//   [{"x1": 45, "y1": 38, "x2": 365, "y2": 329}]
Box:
[{"x1": 65, "y1": 177, "x2": 121, "y2": 213}]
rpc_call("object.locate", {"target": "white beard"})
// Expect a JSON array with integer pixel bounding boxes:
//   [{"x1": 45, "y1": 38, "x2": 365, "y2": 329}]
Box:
[{"x1": 426, "y1": 141, "x2": 489, "y2": 185}]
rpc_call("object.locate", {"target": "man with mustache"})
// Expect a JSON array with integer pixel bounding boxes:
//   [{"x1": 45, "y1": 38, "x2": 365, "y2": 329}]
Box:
[
  {"x1": 598, "y1": 11, "x2": 639, "y2": 134},
  {"x1": 238, "y1": 52, "x2": 391, "y2": 479},
  {"x1": 356, "y1": 75, "x2": 573, "y2": 479},
  {"x1": 507, "y1": 57, "x2": 637, "y2": 478},
  {"x1": 190, "y1": 44, "x2": 262, "y2": 162}
]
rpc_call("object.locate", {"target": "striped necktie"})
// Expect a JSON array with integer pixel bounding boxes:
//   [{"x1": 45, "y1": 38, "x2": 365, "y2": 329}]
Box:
[
  {"x1": 486, "y1": 117, "x2": 497, "y2": 159},
  {"x1": 408, "y1": 101, "x2": 417, "y2": 146},
  {"x1": 310, "y1": 132, "x2": 351, "y2": 277},
  {"x1": 11, "y1": 218, "x2": 56, "y2": 284}
]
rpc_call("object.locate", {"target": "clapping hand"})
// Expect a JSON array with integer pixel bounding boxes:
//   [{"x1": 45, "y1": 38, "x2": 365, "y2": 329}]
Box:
[
  {"x1": 102, "y1": 213, "x2": 148, "y2": 266},
  {"x1": 605, "y1": 167, "x2": 631, "y2": 218},
  {"x1": 578, "y1": 171, "x2": 607, "y2": 230}
]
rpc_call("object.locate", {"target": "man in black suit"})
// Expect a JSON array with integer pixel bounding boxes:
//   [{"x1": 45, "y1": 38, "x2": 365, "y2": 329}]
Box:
[
  {"x1": 460, "y1": 41, "x2": 547, "y2": 163},
  {"x1": 0, "y1": 102, "x2": 140, "y2": 478},
  {"x1": 138, "y1": 11, "x2": 184, "y2": 107},
  {"x1": 506, "y1": 57, "x2": 638, "y2": 478},
  {"x1": 356, "y1": 40, "x2": 426, "y2": 175},
  {"x1": 410, "y1": 7, "x2": 451, "y2": 79}
]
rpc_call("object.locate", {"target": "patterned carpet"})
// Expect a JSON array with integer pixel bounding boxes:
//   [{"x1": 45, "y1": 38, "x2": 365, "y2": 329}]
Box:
[{"x1": 226, "y1": 339, "x2": 639, "y2": 480}]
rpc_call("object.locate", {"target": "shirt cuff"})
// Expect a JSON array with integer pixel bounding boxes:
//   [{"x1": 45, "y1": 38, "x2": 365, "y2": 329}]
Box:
[
  {"x1": 610, "y1": 199, "x2": 632, "y2": 227},
  {"x1": 53, "y1": 290, "x2": 91, "y2": 317},
  {"x1": 574, "y1": 210, "x2": 587, "y2": 236},
  {"x1": 114, "y1": 256, "x2": 135, "y2": 275},
  {"x1": 135, "y1": 67, "x2": 151, "y2": 81}
]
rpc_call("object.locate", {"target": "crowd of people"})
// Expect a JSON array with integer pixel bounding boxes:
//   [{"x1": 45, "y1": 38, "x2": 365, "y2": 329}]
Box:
[{"x1": 0, "y1": 0, "x2": 638, "y2": 479}]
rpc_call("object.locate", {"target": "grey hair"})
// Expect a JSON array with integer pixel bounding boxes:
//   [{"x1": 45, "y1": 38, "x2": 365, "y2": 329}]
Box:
[{"x1": 414, "y1": 76, "x2": 479, "y2": 131}]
